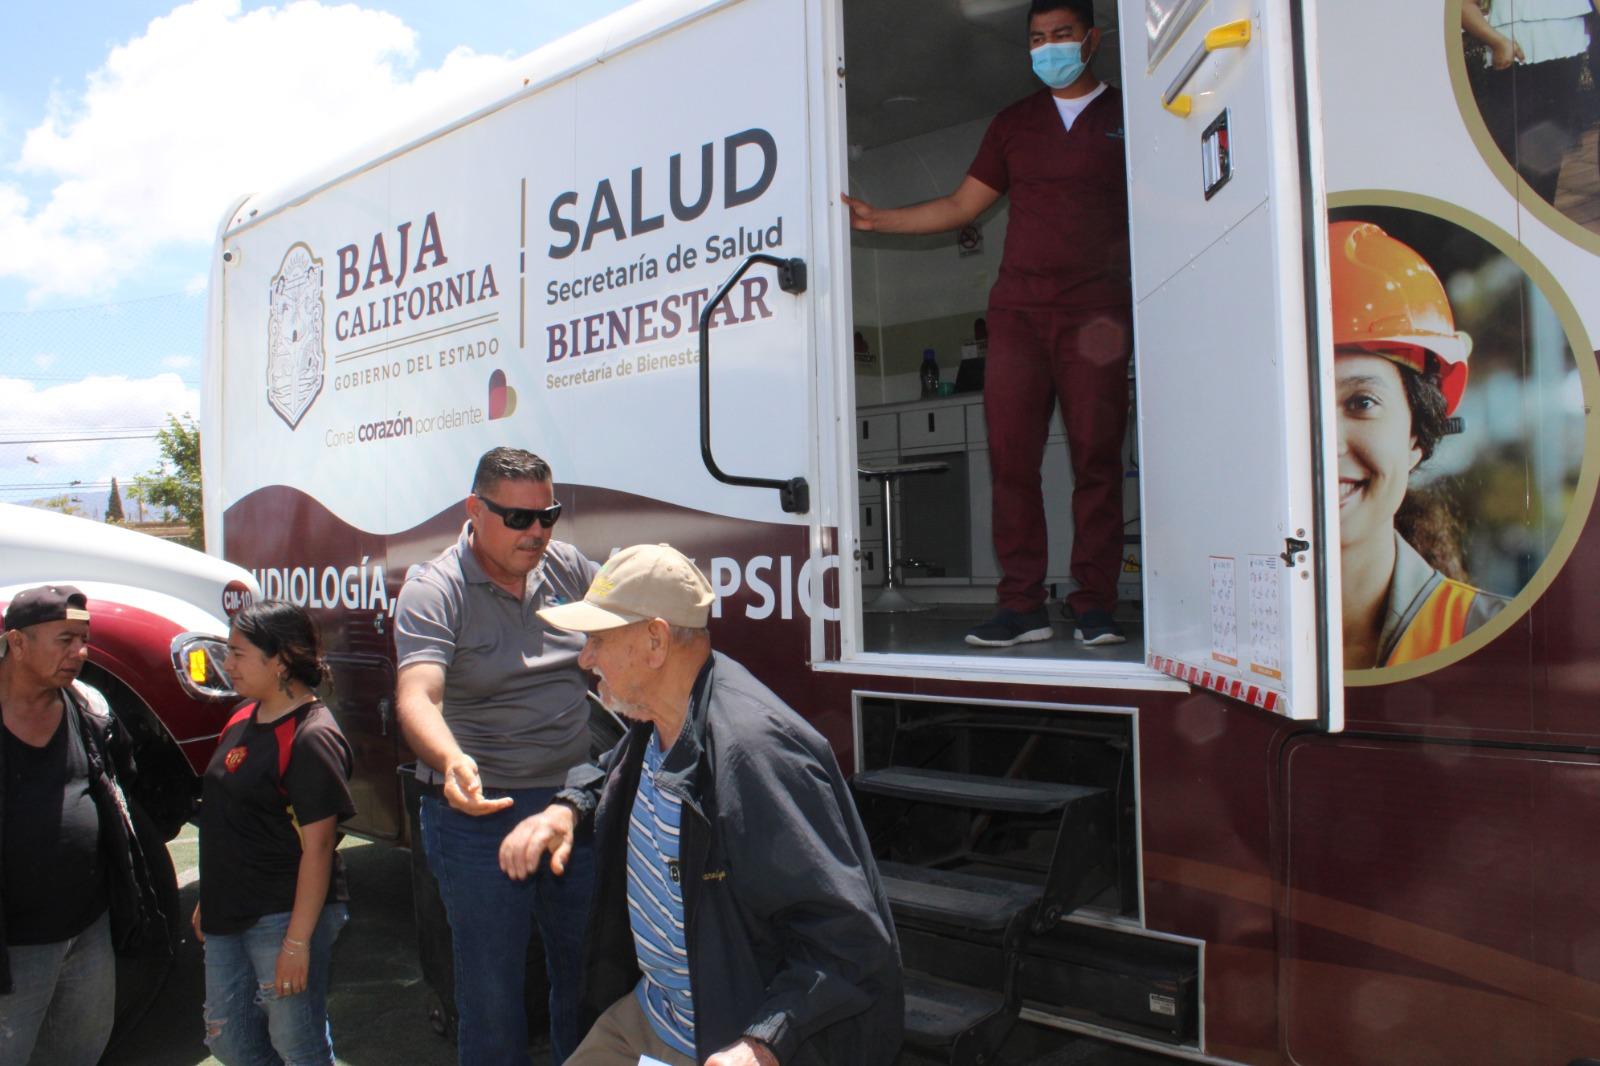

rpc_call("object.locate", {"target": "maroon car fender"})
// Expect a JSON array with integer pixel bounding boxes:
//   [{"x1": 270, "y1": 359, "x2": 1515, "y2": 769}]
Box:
[{"x1": 89, "y1": 600, "x2": 237, "y2": 773}]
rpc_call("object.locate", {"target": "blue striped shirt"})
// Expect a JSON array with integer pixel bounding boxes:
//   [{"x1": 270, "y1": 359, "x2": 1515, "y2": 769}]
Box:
[{"x1": 628, "y1": 731, "x2": 694, "y2": 1056}]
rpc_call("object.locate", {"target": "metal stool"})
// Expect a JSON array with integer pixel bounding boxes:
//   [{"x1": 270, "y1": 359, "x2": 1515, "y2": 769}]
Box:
[{"x1": 858, "y1": 460, "x2": 949, "y2": 613}]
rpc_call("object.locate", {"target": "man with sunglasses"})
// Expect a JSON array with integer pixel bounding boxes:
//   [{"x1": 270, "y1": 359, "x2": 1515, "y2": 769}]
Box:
[{"x1": 394, "y1": 447, "x2": 600, "y2": 1066}]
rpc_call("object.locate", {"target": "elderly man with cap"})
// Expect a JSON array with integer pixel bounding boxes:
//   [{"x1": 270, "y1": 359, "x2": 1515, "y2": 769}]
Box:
[
  {"x1": 0, "y1": 586, "x2": 135, "y2": 1066},
  {"x1": 498, "y1": 544, "x2": 903, "y2": 1066}
]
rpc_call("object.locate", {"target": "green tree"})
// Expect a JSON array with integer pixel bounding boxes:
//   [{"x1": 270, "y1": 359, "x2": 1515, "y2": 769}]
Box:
[
  {"x1": 106, "y1": 477, "x2": 125, "y2": 523},
  {"x1": 134, "y1": 413, "x2": 204, "y2": 548},
  {"x1": 38, "y1": 493, "x2": 83, "y2": 516}
]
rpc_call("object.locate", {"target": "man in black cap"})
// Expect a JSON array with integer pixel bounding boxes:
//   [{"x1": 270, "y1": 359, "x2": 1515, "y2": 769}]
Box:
[{"x1": 0, "y1": 585, "x2": 127, "y2": 1066}]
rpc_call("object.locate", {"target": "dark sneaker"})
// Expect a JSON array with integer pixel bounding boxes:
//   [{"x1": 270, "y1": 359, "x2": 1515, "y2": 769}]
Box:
[
  {"x1": 965, "y1": 608, "x2": 1053, "y2": 648},
  {"x1": 1073, "y1": 609, "x2": 1126, "y2": 646}
]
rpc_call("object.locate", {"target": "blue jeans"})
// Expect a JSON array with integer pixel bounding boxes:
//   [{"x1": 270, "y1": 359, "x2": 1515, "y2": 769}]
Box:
[
  {"x1": 420, "y1": 788, "x2": 595, "y2": 1066},
  {"x1": 202, "y1": 903, "x2": 349, "y2": 1066},
  {"x1": 0, "y1": 909, "x2": 114, "y2": 1066}
]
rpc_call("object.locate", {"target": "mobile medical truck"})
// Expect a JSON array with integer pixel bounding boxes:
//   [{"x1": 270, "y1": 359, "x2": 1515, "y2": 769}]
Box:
[{"x1": 202, "y1": 0, "x2": 1600, "y2": 1061}]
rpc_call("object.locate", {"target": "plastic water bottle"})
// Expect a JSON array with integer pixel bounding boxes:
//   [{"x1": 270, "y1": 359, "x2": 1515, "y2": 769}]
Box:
[{"x1": 920, "y1": 348, "x2": 941, "y2": 398}]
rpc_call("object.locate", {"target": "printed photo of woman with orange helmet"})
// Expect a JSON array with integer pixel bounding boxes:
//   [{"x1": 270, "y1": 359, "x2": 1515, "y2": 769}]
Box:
[
  {"x1": 1330, "y1": 205, "x2": 1591, "y2": 676},
  {"x1": 1332, "y1": 218, "x2": 1512, "y2": 670}
]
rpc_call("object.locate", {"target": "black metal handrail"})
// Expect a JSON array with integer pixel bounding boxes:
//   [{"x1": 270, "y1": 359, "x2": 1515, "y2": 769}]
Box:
[{"x1": 697, "y1": 253, "x2": 810, "y2": 514}]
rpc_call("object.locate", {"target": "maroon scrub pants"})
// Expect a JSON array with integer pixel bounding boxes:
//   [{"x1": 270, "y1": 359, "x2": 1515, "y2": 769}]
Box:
[{"x1": 984, "y1": 305, "x2": 1132, "y2": 617}]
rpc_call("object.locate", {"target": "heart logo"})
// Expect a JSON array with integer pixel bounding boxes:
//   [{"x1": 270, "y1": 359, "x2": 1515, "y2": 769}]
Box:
[{"x1": 488, "y1": 369, "x2": 517, "y2": 420}]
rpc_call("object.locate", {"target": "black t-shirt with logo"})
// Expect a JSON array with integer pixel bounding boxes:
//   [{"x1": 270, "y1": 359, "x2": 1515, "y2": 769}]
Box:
[
  {"x1": 2, "y1": 711, "x2": 108, "y2": 944},
  {"x1": 199, "y1": 700, "x2": 356, "y2": 935}
]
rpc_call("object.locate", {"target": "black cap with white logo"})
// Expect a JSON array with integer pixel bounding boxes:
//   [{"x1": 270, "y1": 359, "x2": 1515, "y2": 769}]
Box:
[{"x1": 2, "y1": 584, "x2": 91, "y2": 632}]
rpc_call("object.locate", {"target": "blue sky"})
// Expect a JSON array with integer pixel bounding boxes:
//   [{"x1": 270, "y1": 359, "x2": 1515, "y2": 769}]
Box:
[{"x1": 0, "y1": 0, "x2": 633, "y2": 512}]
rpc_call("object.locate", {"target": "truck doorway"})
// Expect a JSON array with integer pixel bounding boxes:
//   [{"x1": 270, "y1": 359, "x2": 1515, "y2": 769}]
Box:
[
  {"x1": 842, "y1": 0, "x2": 1143, "y2": 666},
  {"x1": 835, "y1": 0, "x2": 1341, "y2": 721}
]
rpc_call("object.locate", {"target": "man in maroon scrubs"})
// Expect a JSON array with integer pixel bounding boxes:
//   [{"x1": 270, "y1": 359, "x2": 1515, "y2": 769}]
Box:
[{"x1": 844, "y1": 0, "x2": 1132, "y2": 648}]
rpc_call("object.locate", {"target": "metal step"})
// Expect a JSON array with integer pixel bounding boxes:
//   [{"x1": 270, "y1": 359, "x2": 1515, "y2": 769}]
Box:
[
  {"x1": 1011, "y1": 1036, "x2": 1181, "y2": 1065},
  {"x1": 903, "y1": 971, "x2": 1009, "y2": 1048},
  {"x1": 854, "y1": 767, "x2": 1105, "y2": 814},
  {"x1": 880, "y1": 861, "x2": 1041, "y2": 932}
]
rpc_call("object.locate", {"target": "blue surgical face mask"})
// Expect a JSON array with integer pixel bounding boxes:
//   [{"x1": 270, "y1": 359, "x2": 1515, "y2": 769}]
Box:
[{"x1": 1031, "y1": 41, "x2": 1087, "y2": 89}]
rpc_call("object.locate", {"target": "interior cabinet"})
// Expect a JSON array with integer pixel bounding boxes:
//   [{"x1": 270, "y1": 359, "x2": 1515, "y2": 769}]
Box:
[{"x1": 855, "y1": 392, "x2": 1139, "y2": 600}]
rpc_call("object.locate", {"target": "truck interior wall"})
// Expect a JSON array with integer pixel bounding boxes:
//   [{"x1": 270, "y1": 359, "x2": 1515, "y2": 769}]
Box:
[
  {"x1": 849, "y1": 115, "x2": 1003, "y2": 404},
  {"x1": 842, "y1": 0, "x2": 1124, "y2": 403}
]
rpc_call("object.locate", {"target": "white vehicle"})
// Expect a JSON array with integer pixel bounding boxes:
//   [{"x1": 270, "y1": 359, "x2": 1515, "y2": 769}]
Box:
[
  {"x1": 0, "y1": 502, "x2": 256, "y2": 837},
  {"x1": 204, "y1": 0, "x2": 1600, "y2": 1061}
]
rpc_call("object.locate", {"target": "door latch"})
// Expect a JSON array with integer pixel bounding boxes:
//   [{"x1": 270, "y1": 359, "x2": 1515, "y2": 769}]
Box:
[{"x1": 1281, "y1": 537, "x2": 1310, "y2": 567}]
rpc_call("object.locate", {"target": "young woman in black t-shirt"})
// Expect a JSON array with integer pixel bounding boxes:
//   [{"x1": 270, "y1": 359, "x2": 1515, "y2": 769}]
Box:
[{"x1": 193, "y1": 601, "x2": 355, "y2": 1065}]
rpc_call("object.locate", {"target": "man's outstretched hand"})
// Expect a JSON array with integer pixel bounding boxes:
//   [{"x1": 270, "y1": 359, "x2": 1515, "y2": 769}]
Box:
[
  {"x1": 498, "y1": 803, "x2": 577, "y2": 880},
  {"x1": 442, "y1": 752, "x2": 514, "y2": 815}
]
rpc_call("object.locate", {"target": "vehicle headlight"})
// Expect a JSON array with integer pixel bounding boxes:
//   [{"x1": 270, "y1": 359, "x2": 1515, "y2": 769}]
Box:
[{"x1": 170, "y1": 633, "x2": 236, "y2": 701}]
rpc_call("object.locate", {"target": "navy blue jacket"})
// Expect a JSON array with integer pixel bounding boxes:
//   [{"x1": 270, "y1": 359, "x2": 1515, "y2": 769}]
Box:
[{"x1": 559, "y1": 652, "x2": 903, "y2": 1064}]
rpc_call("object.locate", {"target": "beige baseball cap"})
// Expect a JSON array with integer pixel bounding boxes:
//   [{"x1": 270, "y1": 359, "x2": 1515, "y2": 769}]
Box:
[{"x1": 538, "y1": 543, "x2": 714, "y2": 632}]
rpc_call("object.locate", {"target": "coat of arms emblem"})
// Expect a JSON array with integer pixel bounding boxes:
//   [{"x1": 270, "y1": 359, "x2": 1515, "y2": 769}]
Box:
[{"x1": 266, "y1": 243, "x2": 328, "y2": 429}]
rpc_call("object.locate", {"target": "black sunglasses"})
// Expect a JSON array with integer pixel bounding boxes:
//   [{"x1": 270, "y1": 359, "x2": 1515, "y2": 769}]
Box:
[{"x1": 477, "y1": 495, "x2": 563, "y2": 530}]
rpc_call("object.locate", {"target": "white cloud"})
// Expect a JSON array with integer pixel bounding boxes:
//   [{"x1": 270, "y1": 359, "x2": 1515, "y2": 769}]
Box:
[
  {"x1": 32, "y1": 353, "x2": 56, "y2": 370},
  {"x1": 0, "y1": 373, "x2": 199, "y2": 502},
  {"x1": 161, "y1": 354, "x2": 196, "y2": 369},
  {"x1": 1, "y1": 0, "x2": 522, "y2": 302}
]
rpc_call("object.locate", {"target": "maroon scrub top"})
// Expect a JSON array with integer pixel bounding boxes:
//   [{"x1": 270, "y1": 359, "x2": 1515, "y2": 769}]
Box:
[{"x1": 967, "y1": 88, "x2": 1131, "y2": 313}]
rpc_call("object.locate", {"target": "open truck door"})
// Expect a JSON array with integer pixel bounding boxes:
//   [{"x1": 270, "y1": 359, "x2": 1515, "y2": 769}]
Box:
[{"x1": 1120, "y1": 0, "x2": 1343, "y2": 727}]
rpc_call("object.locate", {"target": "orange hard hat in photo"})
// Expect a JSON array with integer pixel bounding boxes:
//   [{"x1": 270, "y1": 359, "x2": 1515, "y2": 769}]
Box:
[{"x1": 1329, "y1": 220, "x2": 1472, "y2": 416}]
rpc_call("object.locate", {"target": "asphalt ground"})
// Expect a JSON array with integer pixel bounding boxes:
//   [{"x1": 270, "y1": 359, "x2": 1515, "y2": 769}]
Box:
[
  {"x1": 103, "y1": 828, "x2": 1175, "y2": 1066},
  {"x1": 105, "y1": 827, "x2": 479, "y2": 1066}
]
